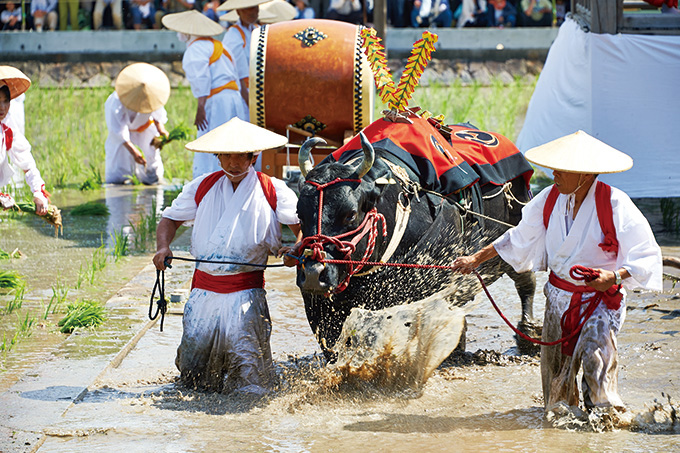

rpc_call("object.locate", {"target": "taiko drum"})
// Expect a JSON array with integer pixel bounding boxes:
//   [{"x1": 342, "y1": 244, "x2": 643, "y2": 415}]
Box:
[{"x1": 249, "y1": 19, "x2": 374, "y2": 146}]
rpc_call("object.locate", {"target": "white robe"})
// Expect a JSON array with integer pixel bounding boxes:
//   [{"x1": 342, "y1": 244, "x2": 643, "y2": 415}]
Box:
[
  {"x1": 1, "y1": 114, "x2": 46, "y2": 195},
  {"x1": 161, "y1": 167, "x2": 299, "y2": 392},
  {"x1": 104, "y1": 92, "x2": 166, "y2": 185},
  {"x1": 222, "y1": 20, "x2": 254, "y2": 94},
  {"x1": 182, "y1": 38, "x2": 249, "y2": 179},
  {"x1": 493, "y1": 182, "x2": 662, "y2": 409}
]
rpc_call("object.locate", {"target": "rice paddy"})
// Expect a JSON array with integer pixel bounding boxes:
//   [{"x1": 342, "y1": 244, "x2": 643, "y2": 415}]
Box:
[{"x1": 0, "y1": 78, "x2": 538, "y2": 380}]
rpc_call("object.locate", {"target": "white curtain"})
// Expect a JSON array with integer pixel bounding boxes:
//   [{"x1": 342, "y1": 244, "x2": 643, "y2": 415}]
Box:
[{"x1": 517, "y1": 16, "x2": 680, "y2": 197}]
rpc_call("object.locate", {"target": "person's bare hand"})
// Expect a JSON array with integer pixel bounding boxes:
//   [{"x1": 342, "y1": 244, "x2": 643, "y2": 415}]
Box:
[
  {"x1": 452, "y1": 255, "x2": 478, "y2": 274},
  {"x1": 585, "y1": 268, "x2": 617, "y2": 292},
  {"x1": 133, "y1": 149, "x2": 147, "y2": 165},
  {"x1": 153, "y1": 247, "x2": 173, "y2": 270},
  {"x1": 195, "y1": 105, "x2": 208, "y2": 131}
]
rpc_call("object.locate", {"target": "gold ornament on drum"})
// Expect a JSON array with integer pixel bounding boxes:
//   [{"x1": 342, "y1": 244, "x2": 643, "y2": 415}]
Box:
[{"x1": 294, "y1": 26, "x2": 328, "y2": 47}]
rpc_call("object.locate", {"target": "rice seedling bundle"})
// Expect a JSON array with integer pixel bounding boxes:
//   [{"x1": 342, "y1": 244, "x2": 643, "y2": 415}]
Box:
[
  {"x1": 58, "y1": 299, "x2": 106, "y2": 333},
  {"x1": 151, "y1": 123, "x2": 194, "y2": 150},
  {"x1": 0, "y1": 270, "x2": 25, "y2": 290},
  {"x1": 12, "y1": 201, "x2": 63, "y2": 237},
  {"x1": 70, "y1": 201, "x2": 109, "y2": 216}
]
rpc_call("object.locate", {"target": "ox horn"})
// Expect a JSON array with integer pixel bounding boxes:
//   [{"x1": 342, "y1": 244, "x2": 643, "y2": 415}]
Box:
[
  {"x1": 298, "y1": 137, "x2": 327, "y2": 179},
  {"x1": 356, "y1": 132, "x2": 375, "y2": 179}
]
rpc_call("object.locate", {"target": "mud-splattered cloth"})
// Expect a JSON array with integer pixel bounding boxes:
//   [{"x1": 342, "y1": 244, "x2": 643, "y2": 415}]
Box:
[
  {"x1": 492, "y1": 181, "x2": 662, "y2": 409},
  {"x1": 162, "y1": 167, "x2": 299, "y2": 392}
]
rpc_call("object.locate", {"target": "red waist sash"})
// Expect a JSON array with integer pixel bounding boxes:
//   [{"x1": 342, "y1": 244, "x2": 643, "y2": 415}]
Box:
[
  {"x1": 548, "y1": 271, "x2": 622, "y2": 356},
  {"x1": 191, "y1": 269, "x2": 264, "y2": 294}
]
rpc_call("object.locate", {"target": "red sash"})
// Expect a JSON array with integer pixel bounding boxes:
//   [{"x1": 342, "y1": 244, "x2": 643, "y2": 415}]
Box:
[
  {"x1": 194, "y1": 170, "x2": 277, "y2": 212},
  {"x1": 2, "y1": 123, "x2": 13, "y2": 150},
  {"x1": 549, "y1": 272, "x2": 623, "y2": 356},
  {"x1": 543, "y1": 181, "x2": 618, "y2": 255},
  {"x1": 192, "y1": 269, "x2": 264, "y2": 293}
]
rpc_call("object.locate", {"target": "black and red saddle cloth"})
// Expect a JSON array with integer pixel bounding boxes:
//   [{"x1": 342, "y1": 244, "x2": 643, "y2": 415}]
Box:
[{"x1": 325, "y1": 116, "x2": 533, "y2": 196}]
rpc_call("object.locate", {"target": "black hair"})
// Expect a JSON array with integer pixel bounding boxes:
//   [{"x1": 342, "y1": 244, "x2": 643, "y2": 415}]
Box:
[{"x1": 0, "y1": 85, "x2": 10, "y2": 101}]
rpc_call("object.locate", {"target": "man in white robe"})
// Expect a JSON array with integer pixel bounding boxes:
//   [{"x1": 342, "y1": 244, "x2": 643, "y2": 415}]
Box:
[
  {"x1": 162, "y1": 10, "x2": 249, "y2": 179},
  {"x1": 105, "y1": 63, "x2": 171, "y2": 185},
  {"x1": 453, "y1": 131, "x2": 662, "y2": 413},
  {"x1": 219, "y1": 0, "x2": 269, "y2": 112},
  {"x1": 0, "y1": 66, "x2": 49, "y2": 215},
  {"x1": 153, "y1": 118, "x2": 300, "y2": 394}
]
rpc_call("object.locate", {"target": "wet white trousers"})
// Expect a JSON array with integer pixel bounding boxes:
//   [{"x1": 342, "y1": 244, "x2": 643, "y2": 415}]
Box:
[
  {"x1": 540, "y1": 281, "x2": 626, "y2": 410},
  {"x1": 175, "y1": 287, "x2": 275, "y2": 393}
]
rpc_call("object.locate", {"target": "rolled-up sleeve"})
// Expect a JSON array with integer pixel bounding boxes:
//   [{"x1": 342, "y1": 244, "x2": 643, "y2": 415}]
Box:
[
  {"x1": 273, "y1": 178, "x2": 300, "y2": 225},
  {"x1": 182, "y1": 42, "x2": 213, "y2": 98},
  {"x1": 161, "y1": 176, "x2": 204, "y2": 222}
]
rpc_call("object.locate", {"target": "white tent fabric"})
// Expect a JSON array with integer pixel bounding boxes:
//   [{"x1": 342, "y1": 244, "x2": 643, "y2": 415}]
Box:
[{"x1": 517, "y1": 17, "x2": 680, "y2": 198}]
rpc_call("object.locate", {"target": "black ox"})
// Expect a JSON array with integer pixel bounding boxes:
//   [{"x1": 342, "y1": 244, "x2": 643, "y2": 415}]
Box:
[{"x1": 295, "y1": 125, "x2": 538, "y2": 361}]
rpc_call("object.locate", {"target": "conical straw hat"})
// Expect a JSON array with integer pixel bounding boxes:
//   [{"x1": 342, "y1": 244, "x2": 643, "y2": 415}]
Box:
[
  {"x1": 524, "y1": 130, "x2": 633, "y2": 174},
  {"x1": 217, "y1": 0, "x2": 270, "y2": 12},
  {"x1": 259, "y1": 0, "x2": 297, "y2": 23},
  {"x1": 219, "y1": 7, "x2": 277, "y2": 23},
  {"x1": 162, "y1": 10, "x2": 225, "y2": 36},
  {"x1": 0, "y1": 66, "x2": 31, "y2": 100},
  {"x1": 185, "y1": 117, "x2": 288, "y2": 154},
  {"x1": 115, "y1": 63, "x2": 171, "y2": 114}
]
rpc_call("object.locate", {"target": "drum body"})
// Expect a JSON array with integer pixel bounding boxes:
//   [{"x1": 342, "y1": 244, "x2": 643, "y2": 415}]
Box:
[{"x1": 250, "y1": 19, "x2": 374, "y2": 145}]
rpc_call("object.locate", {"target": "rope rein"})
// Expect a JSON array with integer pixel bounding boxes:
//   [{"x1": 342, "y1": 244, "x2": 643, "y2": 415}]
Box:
[{"x1": 149, "y1": 256, "x2": 287, "y2": 331}]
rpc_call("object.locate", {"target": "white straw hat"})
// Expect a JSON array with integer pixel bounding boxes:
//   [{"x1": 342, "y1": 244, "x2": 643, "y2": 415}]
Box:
[
  {"x1": 219, "y1": 7, "x2": 277, "y2": 23},
  {"x1": 186, "y1": 117, "x2": 288, "y2": 154},
  {"x1": 524, "y1": 130, "x2": 633, "y2": 174},
  {"x1": 259, "y1": 0, "x2": 297, "y2": 23},
  {"x1": 0, "y1": 66, "x2": 31, "y2": 100},
  {"x1": 162, "y1": 10, "x2": 225, "y2": 36},
  {"x1": 217, "y1": 0, "x2": 271, "y2": 12},
  {"x1": 115, "y1": 63, "x2": 170, "y2": 114}
]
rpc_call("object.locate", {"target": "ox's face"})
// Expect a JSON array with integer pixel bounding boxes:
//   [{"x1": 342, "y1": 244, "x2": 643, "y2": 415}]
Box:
[{"x1": 296, "y1": 158, "x2": 390, "y2": 295}]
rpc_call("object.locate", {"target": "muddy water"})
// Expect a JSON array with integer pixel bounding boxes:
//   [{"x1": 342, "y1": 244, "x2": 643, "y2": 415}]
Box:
[
  {"x1": 2, "y1": 189, "x2": 680, "y2": 451},
  {"x1": 38, "y1": 265, "x2": 680, "y2": 452},
  {"x1": 0, "y1": 186, "x2": 178, "y2": 392}
]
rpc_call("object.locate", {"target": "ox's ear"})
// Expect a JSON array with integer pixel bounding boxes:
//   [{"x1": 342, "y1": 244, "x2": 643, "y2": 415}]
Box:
[{"x1": 360, "y1": 160, "x2": 393, "y2": 211}]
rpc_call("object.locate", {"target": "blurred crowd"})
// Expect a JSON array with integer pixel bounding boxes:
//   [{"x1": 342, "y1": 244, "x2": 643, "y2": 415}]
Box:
[{"x1": 0, "y1": 0, "x2": 570, "y2": 31}]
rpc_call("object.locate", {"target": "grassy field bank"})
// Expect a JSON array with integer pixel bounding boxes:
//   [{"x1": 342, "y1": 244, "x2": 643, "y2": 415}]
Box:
[{"x1": 21, "y1": 79, "x2": 538, "y2": 195}]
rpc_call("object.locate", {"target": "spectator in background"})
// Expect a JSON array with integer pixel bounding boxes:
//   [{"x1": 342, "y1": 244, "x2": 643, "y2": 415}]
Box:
[
  {"x1": 519, "y1": 0, "x2": 551, "y2": 26},
  {"x1": 456, "y1": 0, "x2": 486, "y2": 27},
  {"x1": 155, "y1": 0, "x2": 195, "y2": 29},
  {"x1": 200, "y1": 0, "x2": 221, "y2": 21},
  {"x1": 31, "y1": 0, "x2": 58, "y2": 31},
  {"x1": 486, "y1": 0, "x2": 515, "y2": 27},
  {"x1": 1, "y1": 1, "x2": 22, "y2": 30},
  {"x1": 411, "y1": 0, "x2": 452, "y2": 27},
  {"x1": 325, "y1": 0, "x2": 362, "y2": 24},
  {"x1": 59, "y1": 0, "x2": 79, "y2": 29},
  {"x1": 388, "y1": 0, "x2": 408, "y2": 27},
  {"x1": 295, "y1": 0, "x2": 315, "y2": 18},
  {"x1": 93, "y1": 0, "x2": 123, "y2": 29},
  {"x1": 555, "y1": 0, "x2": 568, "y2": 25},
  {"x1": 131, "y1": 0, "x2": 159, "y2": 28}
]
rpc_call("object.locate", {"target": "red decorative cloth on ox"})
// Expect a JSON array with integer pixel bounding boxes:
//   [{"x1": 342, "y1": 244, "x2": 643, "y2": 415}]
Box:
[{"x1": 329, "y1": 117, "x2": 479, "y2": 195}]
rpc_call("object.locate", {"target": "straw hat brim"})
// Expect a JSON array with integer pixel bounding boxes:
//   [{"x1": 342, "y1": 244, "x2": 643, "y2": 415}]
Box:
[
  {"x1": 524, "y1": 130, "x2": 633, "y2": 174},
  {"x1": 162, "y1": 10, "x2": 225, "y2": 36},
  {"x1": 220, "y1": 8, "x2": 277, "y2": 22},
  {"x1": 217, "y1": 0, "x2": 271, "y2": 12},
  {"x1": 259, "y1": 0, "x2": 297, "y2": 23},
  {"x1": 115, "y1": 63, "x2": 171, "y2": 114},
  {"x1": 0, "y1": 66, "x2": 31, "y2": 100},
  {"x1": 186, "y1": 117, "x2": 288, "y2": 153}
]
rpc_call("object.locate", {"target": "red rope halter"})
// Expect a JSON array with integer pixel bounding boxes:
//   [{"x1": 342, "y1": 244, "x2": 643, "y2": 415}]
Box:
[{"x1": 299, "y1": 178, "x2": 387, "y2": 293}]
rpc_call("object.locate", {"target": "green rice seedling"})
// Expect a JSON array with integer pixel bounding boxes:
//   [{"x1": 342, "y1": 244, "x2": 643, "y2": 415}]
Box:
[
  {"x1": 79, "y1": 165, "x2": 104, "y2": 191},
  {"x1": 152, "y1": 123, "x2": 194, "y2": 149},
  {"x1": 58, "y1": 299, "x2": 106, "y2": 334},
  {"x1": 0, "y1": 270, "x2": 25, "y2": 290},
  {"x1": 75, "y1": 262, "x2": 87, "y2": 290},
  {"x1": 16, "y1": 311, "x2": 36, "y2": 337},
  {"x1": 130, "y1": 198, "x2": 159, "y2": 252},
  {"x1": 89, "y1": 242, "x2": 108, "y2": 284},
  {"x1": 111, "y1": 227, "x2": 129, "y2": 262},
  {"x1": 0, "y1": 331, "x2": 20, "y2": 353},
  {"x1": 43, "y1": 275, "x2": 69, "y2": 318},
  {"x1": 70, "y1": 201, "x2": 109, "y2": 216},
  {"x1": 4, "y1": 284, "x2": 26, "y2": 315}
]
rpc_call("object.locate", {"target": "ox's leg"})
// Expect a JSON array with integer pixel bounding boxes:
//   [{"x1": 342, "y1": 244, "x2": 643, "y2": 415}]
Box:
[
  {"x1": 303, "y1": 294, "x2": 352, "y2": 362},
  {"x1": 504, "y1": 266, "x2": 542, "y2": 355}
]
